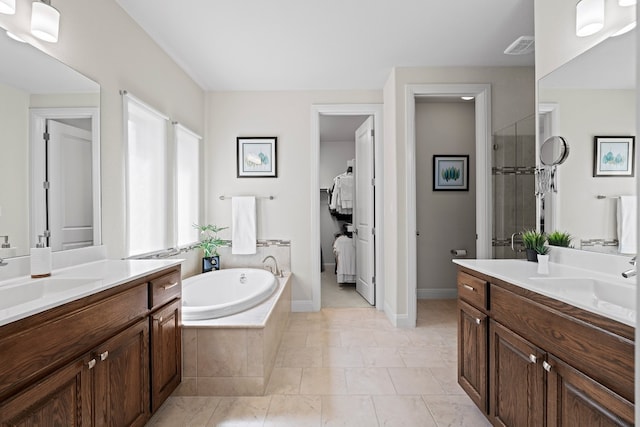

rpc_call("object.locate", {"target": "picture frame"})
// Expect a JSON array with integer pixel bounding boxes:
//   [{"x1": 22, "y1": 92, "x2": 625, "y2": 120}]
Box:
[
  {"x1": 593, "y1": 136, "x2": 635, "y2": 177},
  {"x1": 237, "y1": 137, "x2": 277, "y2": 178},
  {"x1": 433, "y1": 155, "x2": 469, "y2": 191}
]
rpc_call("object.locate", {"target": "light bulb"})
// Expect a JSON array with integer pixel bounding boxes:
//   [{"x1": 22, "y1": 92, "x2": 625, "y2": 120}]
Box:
[
  {"x1": 31, "y1": 1, "x2": 60, "y2": 43},
  {"x1": 576, "y1": 0, "x2": 605, "y2": 37}
]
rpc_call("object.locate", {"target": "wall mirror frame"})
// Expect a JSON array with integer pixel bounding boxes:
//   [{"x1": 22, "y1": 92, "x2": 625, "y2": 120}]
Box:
[
  {"x1": 537, "y1": 28, "x2": 636, "y2": 255},
  {"x1": 0, "y1": 29, "x2": 101, "y2": 258}
]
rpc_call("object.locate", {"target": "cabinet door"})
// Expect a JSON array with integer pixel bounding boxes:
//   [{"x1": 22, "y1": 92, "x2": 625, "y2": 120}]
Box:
[
  {"x1": 150, "y1": 298, "x2": 182, "y2": 413},
  {"x1": 458, "y1": 299, "x2": 488, "y2": 413},
  {"x1": 546, "y1": 355, "x2": 634, "y2": 427},
  {"x1": 0, "y1": 356, "x2": 92, "y2": 427},
  {"x1": 490, "y1": 320, "x2": 545, "y2": 427},
  {"x1": 94, "y1": 319, "x2": 150, "y2": 427}
]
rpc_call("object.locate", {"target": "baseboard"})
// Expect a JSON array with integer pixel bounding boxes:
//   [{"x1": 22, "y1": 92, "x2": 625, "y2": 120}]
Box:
[
  {"x1": 383, "y1": 300, "x2": 412, "y2": 328},
  {"x1": 291, "y1": 300, "x2": 314, "y2": 312},
  {"x1": 417, "y1": 288, "x2": 457, "y2": 299}
]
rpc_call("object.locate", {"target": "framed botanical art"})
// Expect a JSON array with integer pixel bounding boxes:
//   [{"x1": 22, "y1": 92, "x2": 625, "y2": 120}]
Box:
[
  {"x1": 237, "y1": 137, "x2": 277, "y2": 178},
  {"x1": 433, "y1": 155, "x2": 469, "y2": 191},
  {"x1": 593, "y1": 136, "x2": 635, "y2": 177}
]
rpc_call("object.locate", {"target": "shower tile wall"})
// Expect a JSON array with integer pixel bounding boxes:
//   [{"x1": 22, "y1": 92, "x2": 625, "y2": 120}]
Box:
[{"x1": 493, "y1": 115, "x2": 536, "y2": 259}]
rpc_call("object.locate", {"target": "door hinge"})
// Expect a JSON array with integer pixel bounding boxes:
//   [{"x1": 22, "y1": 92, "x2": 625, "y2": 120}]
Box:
[
  {"x1": 371, "y1": 178, "x2": 375, "y2": 186},
  {"x1": 43, "y1": 230, "x2": 51, "y2": 238},
  {"x1": 372, "y1": 276, "x2": 376, "y2": 285},
  {"x1": 370, "y1": 129, "x2": 374, "y2": 137},
  {"x1": 43, "y1": 132, "x2": 50, "y2": 142},
  {"x1": 43, "y1": 181, "x2": 50, "y2": 190},
  {"x1": 371, "y1": 227, "x2": 375, "y2": 236}
]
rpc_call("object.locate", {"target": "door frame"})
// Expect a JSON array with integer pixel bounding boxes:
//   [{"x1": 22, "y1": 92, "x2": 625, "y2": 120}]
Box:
[
  {"x1": 30, "y1": 107, "x2": 101, "y2": 249},
  {"x1": 405, "y1": 84, "x2": 491, "y2": 327},
  {"x1": 537, "y1": 103, "x2": 560, "y2": 233},
  {"x1": 310, "y1": 104, "x2": 384, "y2": 312}
]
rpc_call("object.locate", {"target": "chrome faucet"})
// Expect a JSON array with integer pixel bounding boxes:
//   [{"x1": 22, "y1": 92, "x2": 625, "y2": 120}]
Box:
[
  {"x1": 622, "y1": 256, "x2": 636, "y2": 278},
  {"x1": 262, "y1": 255, "x2": 282, "y2": 277}
]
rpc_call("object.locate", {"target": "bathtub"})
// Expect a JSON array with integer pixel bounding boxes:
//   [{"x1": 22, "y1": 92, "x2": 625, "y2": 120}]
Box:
[{"x1": 182, "y1": 268, "x2": 277, "y2": 320}]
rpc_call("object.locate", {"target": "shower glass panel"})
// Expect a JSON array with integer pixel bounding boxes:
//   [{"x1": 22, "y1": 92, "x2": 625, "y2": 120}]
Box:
[{"x1": 492, "y1": 114, "x2": 536, "y2": 259}]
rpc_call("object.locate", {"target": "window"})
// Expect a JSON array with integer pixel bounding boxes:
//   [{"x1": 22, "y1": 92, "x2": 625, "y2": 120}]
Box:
[
  {"x1": 175, "y1": 124, "x2": 201, "y2": 247},
  {"x1": 123, "y1": 92, "x2": 201, "y2": 257}
]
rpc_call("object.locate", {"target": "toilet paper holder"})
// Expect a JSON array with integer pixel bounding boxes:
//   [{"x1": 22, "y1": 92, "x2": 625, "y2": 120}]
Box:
[{"x1": 450, "y1": 249, "x2": 467, "y2": 257}]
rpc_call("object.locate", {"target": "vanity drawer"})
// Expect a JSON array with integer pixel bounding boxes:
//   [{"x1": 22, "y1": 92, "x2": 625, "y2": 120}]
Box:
[
  {"x1": 457, "y1": 271, "x2": 487, "y2": 310},
  {"x1": 149, "y1": 269, "x2": 181, "y2": 309}
]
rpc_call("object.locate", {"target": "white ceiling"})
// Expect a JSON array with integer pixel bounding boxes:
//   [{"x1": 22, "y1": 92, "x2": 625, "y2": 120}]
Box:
[{"x1": 115, "y1": 0, "x2": 535, "y2": 91}]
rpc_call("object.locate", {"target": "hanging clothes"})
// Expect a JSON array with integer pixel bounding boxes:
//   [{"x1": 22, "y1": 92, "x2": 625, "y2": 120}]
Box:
[{"x1": 328, "y1": 170, "x2": 353, "y2": 217}]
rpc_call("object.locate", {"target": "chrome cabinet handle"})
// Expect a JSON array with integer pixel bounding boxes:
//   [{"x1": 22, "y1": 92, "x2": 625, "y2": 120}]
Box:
[
  {"x1": 542, "y1": 361, "x2": 552, "y2": 372},
  {"x1": 158, "y1": 316, "x2": 163, "y2": 323},
  {"x1": 475, "y1": 318, "x2": 481, "y2": 325},
  {"x1": 463, "y1": 284, "x2": 476, "y2": 292},
  {"x1": 87, "y1": 359, "x2": 96, "y2": 369},
  {"x1": 163, "y1": 282, "x2": 179, "y2": 290},
  {"x1": 529, "y1": 354, "x2": 537, "y2": 364},
  {"x1": 100, "y1": 351, "x2": 109, "y2": 361}
]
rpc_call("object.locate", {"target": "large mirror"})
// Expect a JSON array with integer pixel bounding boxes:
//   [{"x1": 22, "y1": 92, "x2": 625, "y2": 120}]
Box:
[
  {"x1": 538, "y1": 28, "x2": 636, "y2": 254},
  {"x1": 0, "y1": 30, "x2": 101, "y2": 258}
]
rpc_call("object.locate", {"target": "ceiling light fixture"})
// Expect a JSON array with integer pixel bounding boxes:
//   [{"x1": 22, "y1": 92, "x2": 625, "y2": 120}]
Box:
[
  {"x1": 461, "y1": 96, "x2": 474, "y2": 101},
  {"x1": 31, "y1": 0, "x2": 60, "y2": 43},
  {"x1": 576, "y1": 0, "x2": 605, "y2": 37},
  {"x1": 618, "y1": 0, "x2": 636, "y2": 6},
  {"x1": 0, "y1": 0, "x2": 15, "y2": 15}
]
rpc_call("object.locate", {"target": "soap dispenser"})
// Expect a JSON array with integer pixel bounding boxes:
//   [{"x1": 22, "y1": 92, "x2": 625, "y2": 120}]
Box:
[{"x1": 30, "y1": 235, "x2": 51, "y2": 278}]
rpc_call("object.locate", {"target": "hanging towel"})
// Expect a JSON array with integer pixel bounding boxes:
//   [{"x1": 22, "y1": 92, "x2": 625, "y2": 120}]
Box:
[
  {"x1": 232, "y1": 196, "x2": 257, "y2": 254},
  {"x1": 617, "y1": 195, "x2": 637, "y2": 254}
]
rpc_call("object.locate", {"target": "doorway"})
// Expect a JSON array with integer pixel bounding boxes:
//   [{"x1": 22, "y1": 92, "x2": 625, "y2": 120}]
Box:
[
  {"x1": 30, "y1": 107, "x2": 101, "y2": 250},
  {"x1": 319, "y1": 114, "x2": 371, "y2": 308},
  {"x1": 311, "y1": 104, "x2": 384, "y2": 312},
  {"x1": 406, "y1": 84, "x2": 492, "y2": 327}
]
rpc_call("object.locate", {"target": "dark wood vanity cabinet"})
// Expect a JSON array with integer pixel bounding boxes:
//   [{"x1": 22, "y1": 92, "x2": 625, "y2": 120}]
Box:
[
  {"x1": 457, "y1": 267, "x2": 635, "y2": 427},
  {"x1": 0, "y1": 265, "x2": 182, "y2": 427}
]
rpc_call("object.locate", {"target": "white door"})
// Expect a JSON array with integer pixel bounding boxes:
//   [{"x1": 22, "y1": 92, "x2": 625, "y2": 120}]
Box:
[
  {"x1": 355, "y1": 116, "x2": 375, "y2": 305},
  {"x1": 47, "y1": 120, "x2": 94, "y2": 251}
]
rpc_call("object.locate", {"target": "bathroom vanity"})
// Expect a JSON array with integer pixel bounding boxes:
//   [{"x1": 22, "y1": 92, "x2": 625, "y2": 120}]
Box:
[
  {"x1": 0, "y1": 260, "x2": 182, "y2": 426},
  {"x1": 455, "y1": 259, "x2": 634, "y2": 426}
]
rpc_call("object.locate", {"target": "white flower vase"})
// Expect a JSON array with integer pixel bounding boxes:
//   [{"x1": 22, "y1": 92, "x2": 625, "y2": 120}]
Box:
[{"x1": 537, "y1": 254, "x2": 549, "y2": 274}]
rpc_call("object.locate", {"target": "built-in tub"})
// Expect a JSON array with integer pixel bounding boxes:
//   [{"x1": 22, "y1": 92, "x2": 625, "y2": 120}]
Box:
[{"x1": 182, "y1": 268, "x2": 277, "y2": 320}]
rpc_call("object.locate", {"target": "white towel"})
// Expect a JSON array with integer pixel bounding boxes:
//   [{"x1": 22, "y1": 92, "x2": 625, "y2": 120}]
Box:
[
  {"x1": 232, "y1": 196, "x2": 257, "y2": 254},
  {"x1": 340, "y1": 174, "x2": 354, "y2": 209},
  {"x1": 617, "y1": 195, "x2": 637, "y2": 254}
]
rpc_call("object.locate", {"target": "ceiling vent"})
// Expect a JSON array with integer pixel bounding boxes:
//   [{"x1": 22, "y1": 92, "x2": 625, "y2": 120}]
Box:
[{"x1": 504, "y1": 36, "x2": 535, "y2": 55}]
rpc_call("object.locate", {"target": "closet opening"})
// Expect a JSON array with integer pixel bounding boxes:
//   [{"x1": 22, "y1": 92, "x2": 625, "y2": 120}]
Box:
[
  {"x1": 310, "y1": 104, "x2": 384, "y2": 313},
  {"x1": 319, "y1": 114, "x2": 371, "y2": 308}
]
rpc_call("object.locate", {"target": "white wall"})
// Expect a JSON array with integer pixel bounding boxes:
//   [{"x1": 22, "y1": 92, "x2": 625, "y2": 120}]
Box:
[
  {"x1": 383, "y1": 67, "x2": 535, "y2": 319},
  {"x1": 415, "y1": 101, "x2": 476, "y2": 297},
  {"x1": 0, "y1": 83, "x2": 29, "y2": 257},
  {"x1": 0, "y1": 0, "x2": 205, "y2": 277},
  {"x1": 205, "y1": 91, "x2": 381, "y2": 305},
  {"x1": 540, "y1": 89, "x2": 636, "y2": 245}
]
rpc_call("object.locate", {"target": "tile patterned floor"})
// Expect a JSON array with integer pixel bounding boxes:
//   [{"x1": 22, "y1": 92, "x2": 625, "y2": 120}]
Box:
[{"x1": 147, "y1": 299, "x2": 491, "y2": 427}]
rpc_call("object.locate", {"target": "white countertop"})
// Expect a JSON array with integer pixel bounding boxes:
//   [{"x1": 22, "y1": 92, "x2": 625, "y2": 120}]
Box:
[
  {"x1": 0, "y1": 258, "x2": 183, "y2": 328},
  {"x1": 453, "y1": 259, "x2": 636, "y2": 327}
]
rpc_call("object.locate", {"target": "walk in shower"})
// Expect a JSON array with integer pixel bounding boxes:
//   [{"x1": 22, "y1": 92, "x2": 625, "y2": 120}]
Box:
[{"x1": 492, "y1": 114, "x2": 536, "y2": 259}]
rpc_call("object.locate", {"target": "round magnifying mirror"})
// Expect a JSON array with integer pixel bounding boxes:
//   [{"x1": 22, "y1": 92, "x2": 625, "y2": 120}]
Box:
[{"x1": 540, "y1": 136, "x2": 570, "y2": 166}]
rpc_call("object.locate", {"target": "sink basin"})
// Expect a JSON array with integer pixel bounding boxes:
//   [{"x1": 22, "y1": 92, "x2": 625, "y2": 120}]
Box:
[
  {"x1": 0, "y1": 277, "x2": 99, "y2": 311},
  {"x1": 528, "y1": 277, "x2": 636, "y2": 318}
]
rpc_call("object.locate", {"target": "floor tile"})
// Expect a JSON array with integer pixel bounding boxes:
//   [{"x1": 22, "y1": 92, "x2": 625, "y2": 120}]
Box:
[
  {"x1": 322, "y1": 347, "x2": 364, "y2": 367},
  {"x1": 321, "y1": 395, "x2": 378, "y2": 426},
  {"x1": 206, "y1": 396, "x2": 271, "y2": 426},
  {"x1": 300, "y1": 367, "x2": 348, "y2": 395},
  {"x1": 264, "y1": 395, "x2": 322, "y2": 426},
  {"x1": 264, "y1": 367, "x2": 302, "y2": 395},
  {"x1": 372, "y1": 395, "x2": 437, "y2": 426},
  {"x1": 147, "y1": 396, "x2": 220, "y2": 427},
  {"x1": 422, "y1": 394, "x2": 492, "y2": 427},
  {"x1": 345, "y1": 368, "x2": 396, "y2": 395},
  {"x1": 387, "y1": 367, "x2": 445, "y2": 395}
]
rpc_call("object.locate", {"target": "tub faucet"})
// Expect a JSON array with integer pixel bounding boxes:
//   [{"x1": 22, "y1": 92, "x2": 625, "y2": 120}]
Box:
[
  {"x1": 622, "y1": 256, "x2": 636, "y2": 278},
  {"x1": 262, "y1": 255, "x2": 282, "y2": 277}
]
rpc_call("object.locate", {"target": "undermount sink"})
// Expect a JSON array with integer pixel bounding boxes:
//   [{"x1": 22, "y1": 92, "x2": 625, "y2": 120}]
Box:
[
  {"x1": 0, "y1": 277, "x2": 99, "y2": 310},
  {"x1": 528, "y1": 277, "x2": 636, "y2": 316}
]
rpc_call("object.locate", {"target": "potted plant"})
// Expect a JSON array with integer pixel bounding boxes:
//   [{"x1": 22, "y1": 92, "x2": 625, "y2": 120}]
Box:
[
  {"x1": 193, "y1": 224, "x2": 228, "y2": 273},
  {"x1": 521, "y1": 229, "x2": 546, "y2": 262},
  {"x1": 547, "y1": 230, "x2": 572, "y2": 248}
]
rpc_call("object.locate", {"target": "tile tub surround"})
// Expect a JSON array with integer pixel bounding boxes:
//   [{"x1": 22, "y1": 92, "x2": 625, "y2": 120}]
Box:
[
  {"x1": 216, "y1": 240, "x2": 291, "y2": 274},
  {"x1": 180, "y1": 273, "x2": 291, "y2": 396}
]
